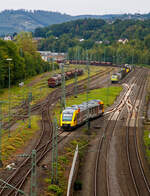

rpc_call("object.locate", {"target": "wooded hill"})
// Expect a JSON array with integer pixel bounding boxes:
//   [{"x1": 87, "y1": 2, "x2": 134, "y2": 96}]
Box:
[
  {"x1": 1, "y1": 9, "x2": 150, "y2": 35},
  {"x1": 34, "y1": 18, "x2": 150, "y2": 65},
  {"x1": 35, "y1": 18, "x2": 150, "y2": 50}
]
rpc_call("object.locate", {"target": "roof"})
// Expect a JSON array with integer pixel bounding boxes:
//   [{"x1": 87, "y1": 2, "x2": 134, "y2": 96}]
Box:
[{"x1": 62, "y1": 99, "x2": 103, "y2": 114}]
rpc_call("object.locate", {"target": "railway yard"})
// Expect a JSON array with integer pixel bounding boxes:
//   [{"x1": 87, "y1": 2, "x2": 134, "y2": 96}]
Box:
[{"x1": 0, "y1": 64, "x2": 150, "y2": 196}]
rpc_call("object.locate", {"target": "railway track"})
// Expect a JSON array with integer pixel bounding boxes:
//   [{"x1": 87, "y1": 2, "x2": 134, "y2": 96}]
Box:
[
  {"x1": 94, "y1": 68, "x2": 150, "y2": 196},
  {"x1": 0, "y1": 105, "x2": 53, "y2": 195},
  {"x1": 0, "y1": 66, "x2": 115, "y2": 195},
  {"x1": 2, "y1": 67, "x2": 114, "y2": 130},
  {"x1": 126, "y1": 70, "x2": 150, "y2": 196}
]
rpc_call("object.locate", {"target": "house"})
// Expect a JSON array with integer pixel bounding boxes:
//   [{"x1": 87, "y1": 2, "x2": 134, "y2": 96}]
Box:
[
  {"x1": 95, "y1": 41, "x2": 103, "y2": 44},
  {"x1": 79, "y1": 39, "x2": 84, "y2": 42},
  {"x1": 118, "y1": 38, "x2": 128, "y2": 44},
  {"x1": 38, "y1": 51, "x2": 67, "y2": 62},
  {"x1": 4, "y1": 36, "x2": 12, "y2": 41}
]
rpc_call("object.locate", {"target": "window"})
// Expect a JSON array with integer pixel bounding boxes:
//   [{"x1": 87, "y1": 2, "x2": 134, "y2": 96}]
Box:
[{"x1": 62, "y1": 113, "x2": 73, "y2": 121}]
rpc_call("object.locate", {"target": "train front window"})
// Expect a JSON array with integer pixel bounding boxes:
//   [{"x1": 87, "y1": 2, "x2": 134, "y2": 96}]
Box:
[{"x1": 62, "y1": 113, "x2": 73, "y2": 121}]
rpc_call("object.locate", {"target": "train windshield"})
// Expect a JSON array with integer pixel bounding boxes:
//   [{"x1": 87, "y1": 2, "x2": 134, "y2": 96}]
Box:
[
  {"x1": 111, "y1": 75, "x2": 117, "y2": 78},
  {"x1": 62, "y1": 113, "x2": 73, "y2": 121}
]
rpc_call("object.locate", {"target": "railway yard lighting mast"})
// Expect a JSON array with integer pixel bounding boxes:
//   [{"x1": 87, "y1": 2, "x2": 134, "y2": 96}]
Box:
[
  {"x1": 0, "y1": 101, "x2": 5, "y2": 167},
  {"x1": 6, "y1": 58, "x2": 12, "y2": 137}
]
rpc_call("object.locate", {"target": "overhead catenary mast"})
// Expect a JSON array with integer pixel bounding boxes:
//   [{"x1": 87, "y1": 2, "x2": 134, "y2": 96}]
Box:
[
  {"x1": 86, "y1": 50, "x2": 90, "y2": 134},
  {"x1": 61, "y1": 63, "x2": 66, "y2": 112}
]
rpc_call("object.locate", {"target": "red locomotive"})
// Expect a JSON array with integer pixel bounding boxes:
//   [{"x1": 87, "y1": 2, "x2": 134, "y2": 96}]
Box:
[{"x1": 48, "y1": 69, "x2": 84, "y2": 88}]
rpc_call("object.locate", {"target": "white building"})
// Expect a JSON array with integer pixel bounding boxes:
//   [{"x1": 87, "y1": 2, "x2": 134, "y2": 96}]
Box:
[
  {"x1": 118, "y1": 38, "x2": 128, "y2": 44},
  {"x1": 4, "y1": 36, "x2": 12, "y2": 41}
]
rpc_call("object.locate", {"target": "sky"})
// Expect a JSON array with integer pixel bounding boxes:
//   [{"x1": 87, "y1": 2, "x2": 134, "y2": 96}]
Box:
[{"x1": 1, "y1": 0, "x2": 150, "y2": 15}]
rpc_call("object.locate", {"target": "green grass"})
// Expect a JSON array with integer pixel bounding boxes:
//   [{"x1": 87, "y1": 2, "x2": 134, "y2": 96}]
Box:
[
  {"x1": 0, "y1": 65, "x2": 108, "y2": 121},
  {"x1": 143, "y1": 130, "x2": 150, "y2": 162},
  {"x1": 1, "y1": 115, "x2": 41, "y2": 163},
  {"x1": 0, "y1": 65, "x2": 110, "y2": 164},
  {"x1": 45, "y1": 136, "x2": 89, "y2": 196},
  {"x1": 53, "y1": 86, "x2": 122, "y2": 124}
]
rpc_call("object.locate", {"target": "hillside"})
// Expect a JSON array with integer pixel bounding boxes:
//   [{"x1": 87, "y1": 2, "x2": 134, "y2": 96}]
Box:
[
  {"x1": 1, "y1": 9, "x2": 150, "y2": 35},
  {"x1": 35, "y1": 18, "x2": 150, "y2": 52},
  {"x1": 0, "y1": 10, "x2": 72, "y2": 35}
]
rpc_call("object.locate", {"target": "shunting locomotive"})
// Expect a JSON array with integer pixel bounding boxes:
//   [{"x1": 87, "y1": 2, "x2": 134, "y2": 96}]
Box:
[
  {"x1": 60, "y1": 99, "x2": 104, "y2": 130},
  {"x1": 111, "y1": 64, "x2": 132, "y2": 83}
]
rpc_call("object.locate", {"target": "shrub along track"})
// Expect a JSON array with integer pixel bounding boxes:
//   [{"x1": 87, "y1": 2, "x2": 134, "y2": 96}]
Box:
[
  {"x1": 94, "y1": 68, "x2": 150, "y2": 196},
  {"x1": 0, "y1": 67, "x2": 115, "y2": 195}
]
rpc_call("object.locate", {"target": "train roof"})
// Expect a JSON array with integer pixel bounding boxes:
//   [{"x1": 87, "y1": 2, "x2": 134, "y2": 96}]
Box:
[{"x1": 62, "y1": 99, "x2": 103, "y2": 114}]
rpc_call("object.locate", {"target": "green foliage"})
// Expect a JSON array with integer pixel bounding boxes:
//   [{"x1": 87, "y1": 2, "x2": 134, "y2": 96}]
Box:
[
  {"x1": 2, "y1": 115, "x2": 41, "y2": 162},
  {"x1": 144, "y1": 130, "x2": 150, "y2": 162},
  {"x1": 36, "y1": 18, "x2": 150, "y2": 65},
  {"x1": 59, "y1": 156, "x2": 69, "y2": 164},
  {"x1": 48, "y1": 184, "x2": 63, "y2": 196},
  {"x1": 0, "y1": 33, "x2": 52, "y2": 89}
]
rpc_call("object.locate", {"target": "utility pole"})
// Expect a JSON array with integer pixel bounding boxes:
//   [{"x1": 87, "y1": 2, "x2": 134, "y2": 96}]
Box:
[
  {"x1": 61, "y1": 63, "x2": 66, "y2": 112},
  {"x1": 52, "y1": 57, "x2": 54, "y2": 71},
  {"x1": 74, "y1": 49, "x2": 78, "y2": 98},
  {"x1": 52, "y1": 49, "x2": 54, "y2": 71},
  {"x1": 74, "y1": 69, "x2": 78, "y2": 98},
  {"x1": 51, "y1": 117, "x2": 58, "y2": 184},
  {"x1": 28, "y1": 92, "x2": 32, "y2": 128},
  {"x1": 6, "y1": 58, "x2": 12, "y2": 137},
  {"x1": 86, "y1": 51, "x2": 90, "y2": 134}
]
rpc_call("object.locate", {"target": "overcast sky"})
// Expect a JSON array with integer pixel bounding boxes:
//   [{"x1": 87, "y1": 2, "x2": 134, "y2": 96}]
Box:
[{"x1": 1, "y1": 0, "x2": 150, "y2": 15}]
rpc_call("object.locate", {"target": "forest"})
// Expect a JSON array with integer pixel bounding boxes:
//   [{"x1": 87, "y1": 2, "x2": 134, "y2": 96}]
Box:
[
  {"x1": 0, "y1": 32, "x2": 54, "y2": 90},
  {"x1": 35, "y1": 18, "x2": 150, "y2": 65},
  {"x1": 1, "y1": 17, "x2": 150, "y2": 91}
]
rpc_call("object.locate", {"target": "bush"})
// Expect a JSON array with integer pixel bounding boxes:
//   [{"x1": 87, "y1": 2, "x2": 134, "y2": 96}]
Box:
[
  {"x1": 48, "y1": 184, "x2": 63, "y2": 196},
  {"x1": 74, "y1": 181, "x2": 82, "y2": 191}
]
